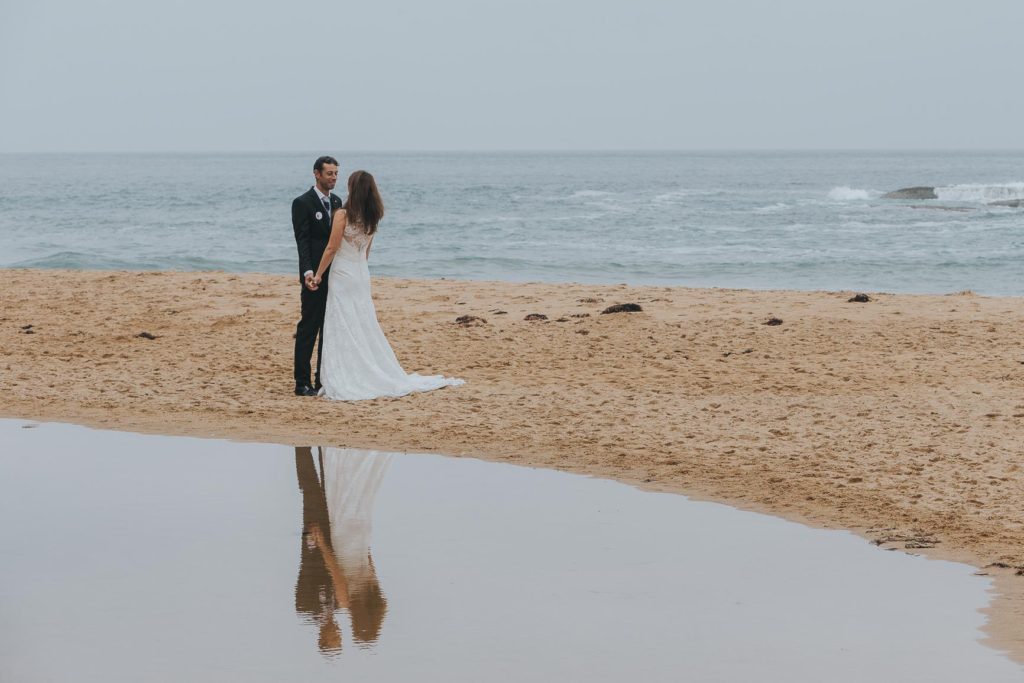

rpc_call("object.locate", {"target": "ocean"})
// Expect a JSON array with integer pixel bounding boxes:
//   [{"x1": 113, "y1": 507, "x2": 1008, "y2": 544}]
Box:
[{"x1": 2, "y1": 151, "x2": 1024, "y2": 295}]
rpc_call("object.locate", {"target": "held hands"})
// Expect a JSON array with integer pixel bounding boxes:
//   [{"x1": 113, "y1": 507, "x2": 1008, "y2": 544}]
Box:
[
  {"x1": 309, "y1": 524, "x2": 326, "y2": 549},
  {"x1": 305, "y1": 272, "x2": 321, "y2": 291}
]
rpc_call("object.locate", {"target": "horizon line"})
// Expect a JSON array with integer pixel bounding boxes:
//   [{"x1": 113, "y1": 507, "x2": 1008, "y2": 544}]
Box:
[{"x1": 4, "y1": 147, "x2": 1024, "y2": 155}]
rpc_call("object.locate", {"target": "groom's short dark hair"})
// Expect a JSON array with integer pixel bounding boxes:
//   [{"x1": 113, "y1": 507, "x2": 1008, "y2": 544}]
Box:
[{"x1": 314, "y1": 156, "x2": 339, "y2": 172}]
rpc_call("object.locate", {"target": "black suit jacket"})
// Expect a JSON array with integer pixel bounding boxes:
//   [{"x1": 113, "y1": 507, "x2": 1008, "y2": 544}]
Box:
[{"x1": 292, "y1": 187, "x2": 344, "y2": 282}]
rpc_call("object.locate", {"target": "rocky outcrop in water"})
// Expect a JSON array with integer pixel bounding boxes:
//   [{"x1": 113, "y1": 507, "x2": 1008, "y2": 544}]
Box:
[
  {"x1": 988, "y1": 199, "x2": 1024, "y2": 207},
  {"x1": 882, "y1": 186, "x2": 937, "y2": 200}
]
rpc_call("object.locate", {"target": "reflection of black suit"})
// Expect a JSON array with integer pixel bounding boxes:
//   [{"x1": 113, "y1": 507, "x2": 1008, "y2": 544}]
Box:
[
  {"x1": 294, "y1": 447, "x2": 336, "y2": 619},
  {"x1": 292, "y1": 187, "x2": 344, "y2": 387}
]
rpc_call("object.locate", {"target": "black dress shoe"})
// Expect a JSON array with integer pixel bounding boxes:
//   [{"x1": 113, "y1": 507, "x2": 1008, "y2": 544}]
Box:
[{"x1": 294, "y1": 384, "x2": 317, "y2": 397}]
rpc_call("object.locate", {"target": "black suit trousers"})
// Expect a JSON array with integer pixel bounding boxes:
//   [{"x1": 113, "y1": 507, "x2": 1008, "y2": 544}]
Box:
[{"x1": 294, "y1": 276, "x2": 329, "y2": 386}]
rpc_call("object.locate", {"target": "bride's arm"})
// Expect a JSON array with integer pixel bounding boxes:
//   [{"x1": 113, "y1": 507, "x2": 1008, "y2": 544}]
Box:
[
  {"x1": 313, "y1": 210, "x2": 347, "y2": 284},
  {"x1": 309, "y1": 525, "x2": 351, "y2": 609}
]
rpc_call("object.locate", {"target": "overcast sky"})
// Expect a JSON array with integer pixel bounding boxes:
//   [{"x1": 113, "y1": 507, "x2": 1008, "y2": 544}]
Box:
[{"x1": 2, "y1": 0, "x2": 1022, "y2": 152}]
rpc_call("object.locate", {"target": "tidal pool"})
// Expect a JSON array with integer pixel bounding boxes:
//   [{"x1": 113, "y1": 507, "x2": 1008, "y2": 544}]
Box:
[{"x1": 0, "y1": 420, "x2": 1020, "y2": 682}]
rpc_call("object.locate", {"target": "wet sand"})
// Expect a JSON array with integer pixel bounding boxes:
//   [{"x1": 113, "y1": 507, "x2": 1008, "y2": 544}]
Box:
[{"x1": 2, "y1": 268, "x2": 1024, "y2": 656}]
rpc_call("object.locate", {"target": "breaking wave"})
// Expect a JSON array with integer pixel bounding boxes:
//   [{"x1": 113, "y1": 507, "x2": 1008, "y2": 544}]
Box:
[{"x1": 828, "y1": 186, "x2": 873, "y2": 201}]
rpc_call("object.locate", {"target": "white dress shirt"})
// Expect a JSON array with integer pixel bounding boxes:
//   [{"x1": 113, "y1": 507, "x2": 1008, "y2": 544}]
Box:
[{"x1": 305, "y1": 187, "x2": 332, "y2": 280}]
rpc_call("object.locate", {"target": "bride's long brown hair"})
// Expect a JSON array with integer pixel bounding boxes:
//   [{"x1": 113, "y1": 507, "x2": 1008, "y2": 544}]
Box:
[{"x1": 344, "y1": 170, "x2": 384, "y2": 235}]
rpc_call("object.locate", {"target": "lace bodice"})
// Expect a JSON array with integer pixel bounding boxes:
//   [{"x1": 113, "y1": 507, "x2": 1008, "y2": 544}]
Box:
[{"x1": 343, "y1": 223, "x2": 371, "y2": 252}]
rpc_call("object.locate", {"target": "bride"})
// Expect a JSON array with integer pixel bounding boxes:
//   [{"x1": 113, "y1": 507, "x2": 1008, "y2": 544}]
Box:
[{"x1": 311, "y1": 170, "x2": 464, "y2": 401}]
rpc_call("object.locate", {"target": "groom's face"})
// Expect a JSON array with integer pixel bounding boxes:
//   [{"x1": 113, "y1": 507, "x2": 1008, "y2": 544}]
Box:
[{"x1": 315, "y1": 164, "x2": 339, "y2": 192}]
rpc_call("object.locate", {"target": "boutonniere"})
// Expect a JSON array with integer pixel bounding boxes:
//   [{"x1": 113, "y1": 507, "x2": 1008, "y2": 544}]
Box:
[{"x1": 315, "y1": 212, "x2": 323, "y2": 220}]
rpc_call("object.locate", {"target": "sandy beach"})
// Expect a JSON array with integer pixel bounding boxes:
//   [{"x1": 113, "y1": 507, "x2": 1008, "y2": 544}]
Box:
[{"x1": 2, "y1": 268, "x2": 1023, "y2": 656}]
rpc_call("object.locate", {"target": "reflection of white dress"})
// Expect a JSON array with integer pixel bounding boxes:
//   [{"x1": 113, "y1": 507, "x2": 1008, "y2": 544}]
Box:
[
  {"x1": 319, "y1": 223, "x2": 464, "y2": 401},
  {"x1": 322, "y1": 448, "x2": 392, "y2": 589}
]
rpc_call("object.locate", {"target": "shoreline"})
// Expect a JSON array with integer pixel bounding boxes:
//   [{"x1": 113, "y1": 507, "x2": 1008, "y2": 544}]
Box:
[
  {"x1": 6, "y1": 263, "x2": 1023, "y2": 300},
  {"x1": 2, "y1": 268, "x2": 1023, "y2": 660}
]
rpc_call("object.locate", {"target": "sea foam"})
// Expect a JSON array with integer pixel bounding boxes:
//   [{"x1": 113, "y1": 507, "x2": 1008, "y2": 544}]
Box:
[
  {"x1": 934, "y1": 182, "x2": 1024, "y2": 202},
  {"x1": 828, "y1": 186, "x2": 872, "y2": 200}
]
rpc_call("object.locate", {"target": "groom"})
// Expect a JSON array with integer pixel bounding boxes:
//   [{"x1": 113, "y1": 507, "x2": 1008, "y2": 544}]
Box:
[{"x1": 292, "y1": 156, "x2": 343, "y2": 396}]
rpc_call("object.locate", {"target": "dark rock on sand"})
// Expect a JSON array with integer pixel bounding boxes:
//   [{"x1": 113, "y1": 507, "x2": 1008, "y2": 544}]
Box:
[
  {"x1": 137, "y1": 332, "x2": 158, "y2": 339},
  {"x1": 882, "y1": 186, "x2": 937, "y2": 200},
  {"x1": 763, "y1": 317, "x2": 783, "y2": 326},
  {"x1": 524, "y1": 313, "x2": 548, "y2": 321},
  {"x1": 601, "y1": 303, "x2": 643, "y2": 314},
  {"x1": 455, "y1": 315, "x2": 487, "y2": 326},
  {"x1": 848, "y1": 293, "x2": 872, "y2": 303}
]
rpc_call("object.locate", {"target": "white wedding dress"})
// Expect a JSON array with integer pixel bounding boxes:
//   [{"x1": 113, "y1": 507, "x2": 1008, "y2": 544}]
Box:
[
  {"x1": 322, "y1": 447, "x2": 392, "y2": 594},
  {"x1": 318, "y1": 223, "x2": 464, "y2": 401}
]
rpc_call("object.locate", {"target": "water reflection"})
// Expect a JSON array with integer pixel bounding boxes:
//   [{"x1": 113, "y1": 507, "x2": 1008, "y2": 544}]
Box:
[
  {"x1": 2, "y1": 421, "x2": 1021, "y2": 682},
  {"x1": 294, "y1": 447, "x2": 391, "y2": 655}
]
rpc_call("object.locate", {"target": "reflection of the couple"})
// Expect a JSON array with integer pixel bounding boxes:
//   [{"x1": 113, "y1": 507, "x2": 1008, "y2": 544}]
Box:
[{"x1": 294, "y1": 446, "x2": 392, "y2": 655}]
